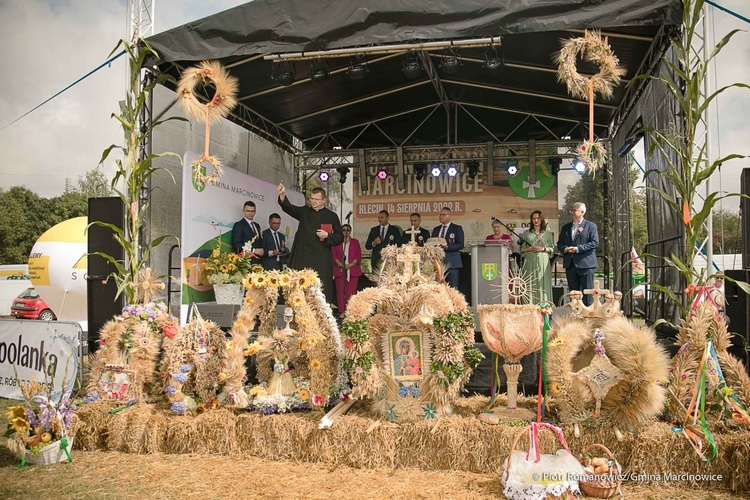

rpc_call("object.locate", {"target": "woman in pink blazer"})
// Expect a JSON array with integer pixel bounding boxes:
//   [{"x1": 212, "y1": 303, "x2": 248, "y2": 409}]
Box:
[{"x1": 332, "y1": 224, "x2": 362, "y2": 315}]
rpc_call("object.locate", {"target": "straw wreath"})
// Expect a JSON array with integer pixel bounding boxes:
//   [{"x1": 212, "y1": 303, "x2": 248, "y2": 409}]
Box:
[
  {"x1": 555, "y1": 30, "x2": 625, "y2": 101},
  {"x1": 177, "y1": 60, "x2": 239, "y2": 123}
]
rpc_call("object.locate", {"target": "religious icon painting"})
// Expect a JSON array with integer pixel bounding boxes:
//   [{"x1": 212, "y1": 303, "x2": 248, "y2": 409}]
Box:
[
  {"x1": 97, "y1": 364, "x2": 137, "y2": 402},
  {"x1": 386, "y1": 330, "x2": 429, "y2": 383}
]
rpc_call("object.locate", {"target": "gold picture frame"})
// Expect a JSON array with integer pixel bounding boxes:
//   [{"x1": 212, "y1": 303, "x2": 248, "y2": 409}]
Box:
[{"x1": 386, "y1": 330, "x2": 428, "y2": 383}]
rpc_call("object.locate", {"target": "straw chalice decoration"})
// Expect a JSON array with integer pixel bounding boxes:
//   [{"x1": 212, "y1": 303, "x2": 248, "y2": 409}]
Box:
[{"x1": 477, "y1": 304, "x2": 544, "y2": 421}]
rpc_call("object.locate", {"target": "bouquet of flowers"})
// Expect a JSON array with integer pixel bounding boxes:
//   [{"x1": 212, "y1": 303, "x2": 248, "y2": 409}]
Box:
[
  {"x1": 120, "y1": 301, "x2": 179, "y2": 338},
  {"x1": 4, "y1": 378, "x2": 75, "y2": 464},
  {"x1": 201, "y1": 238, "x2": 256, "y2": 285}
]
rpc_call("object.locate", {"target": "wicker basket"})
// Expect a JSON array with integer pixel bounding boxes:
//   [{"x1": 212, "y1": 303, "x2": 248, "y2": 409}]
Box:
[
  {"x1": 25, "y1": 436, "x2": 74, "y2": 465},
  {"x1": 213, "y1": 283, "x2": 244, "y2": 304},
  {"x1": 578, "y1": 443, "x2": 622, "y2": 499}
]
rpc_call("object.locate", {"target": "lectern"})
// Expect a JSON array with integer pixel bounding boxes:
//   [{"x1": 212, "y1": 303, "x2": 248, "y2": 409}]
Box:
[{"x1": 470, "y1": 243, "x2": 510, "y2": 325}]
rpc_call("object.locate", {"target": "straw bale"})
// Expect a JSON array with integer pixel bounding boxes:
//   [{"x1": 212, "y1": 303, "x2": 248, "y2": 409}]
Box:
[{"x1": 71, "y1": 396, "x2": 750, "y2": 493}]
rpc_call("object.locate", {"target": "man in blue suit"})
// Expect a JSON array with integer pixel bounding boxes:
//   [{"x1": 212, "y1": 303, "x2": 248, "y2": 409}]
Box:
[
  {"x1": 432, "y1": 207, "x2": 464, "y2": 288},
  {"x1": 557, "y1": 202, "x2": 599, "y2": 306},
  {"x1": 261, "y1": 213, "x2": 287, "y2": 271},
  {"x1": 365, "y1": 210, "x2": 401, "y2": 271},
  {"x1": 231, "y1": 201, "x2": 264, "y2": 262}
]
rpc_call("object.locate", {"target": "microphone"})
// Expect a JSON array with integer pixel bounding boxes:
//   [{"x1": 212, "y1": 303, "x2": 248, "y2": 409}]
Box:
[
  {"x1": 490, "y1": 215, "x2": 497, "y2": 221},
  {"x1": 345, "y1": 211, "x2": 352, "y2": 222}
]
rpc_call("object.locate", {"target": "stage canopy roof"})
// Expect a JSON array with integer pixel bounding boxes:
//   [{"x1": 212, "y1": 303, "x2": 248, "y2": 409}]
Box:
[{"x1": 145, "y1": 0, "x2": 682, "y2": 153}]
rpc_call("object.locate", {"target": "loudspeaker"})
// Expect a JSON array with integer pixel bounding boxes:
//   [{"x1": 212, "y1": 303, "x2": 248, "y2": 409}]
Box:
[
  {"x1": 87, "y1": 197, "x2": 125, "y2": 352},
  {"x1": 724, "y1": 269, "x2": 750, "y2": 371},
  {"x1": 742, "y1": 168, "x2": 750, "y2": 269}
]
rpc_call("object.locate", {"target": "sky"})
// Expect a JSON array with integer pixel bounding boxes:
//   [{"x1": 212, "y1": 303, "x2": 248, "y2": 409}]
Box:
[{"x1": 0, "y1": 0, "x2": 748, "y2": 205}]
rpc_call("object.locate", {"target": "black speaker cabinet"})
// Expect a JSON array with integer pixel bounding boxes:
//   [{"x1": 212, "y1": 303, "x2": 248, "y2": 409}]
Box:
[
  {"x1": 724, "y1": 269, "x2": 750, "y2": 371},
  {"x1": 87, "y1": 197, "x2": 125, "y2": 353},
  {"x1": 742, "y1": 168, "x2": 750, "y2": 269}
]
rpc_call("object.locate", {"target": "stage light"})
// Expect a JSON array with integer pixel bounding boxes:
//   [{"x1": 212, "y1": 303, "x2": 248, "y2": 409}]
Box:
[
  {"x1": 273, "y1": 61, "x2": 296, "y2": 86},
  {"x1": 483, "y1": 46, "x2": 504, "y2": 75},
  {"x1": 573, "y1": 159, "x2": 587, "y2": 174},
  {"x1": 549, "y1": 157, "x2": 562, "y2": 176},
  {"x1": 507, "y1": 164, "x2": 518, "y2": 176},
  {"x1": 377, "y1": 169, "x2": 388, "y2": 180},
  {"x1": 414, "y1": 163, "x2": 427, "y2": 181},
  {"x1": 310, "y1": 66, "x2": 330, "y2": 83},
  {"x1": 440, "y1": 55, "x2": 461, "y2": 75},
  {"x1": 467, "y1": 161, "x2": 479, "y2": 180},
  {"x1": 430, "y1": 164, "x2": 442, "y2": 177},
  {"x1": 319, "y1": 170, "x2": 330, "y2": 182},
  {"x1": 347, "y1": 62, "x2": 368, "y2": 80},
  {"x1": 336, "y1": 167, "x2": 349, "y2": 184},
  {"x1": 446, "y1": 164, "x2": 458, "y2": 177},
  {"x1": 402, "y1": 51, "x2": 422, "y2": 79}
]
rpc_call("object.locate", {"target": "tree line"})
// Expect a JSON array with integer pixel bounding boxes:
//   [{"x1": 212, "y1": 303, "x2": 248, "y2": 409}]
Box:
[{"x1": 0, "y1": 169, "x2": 111, "y2": 264}]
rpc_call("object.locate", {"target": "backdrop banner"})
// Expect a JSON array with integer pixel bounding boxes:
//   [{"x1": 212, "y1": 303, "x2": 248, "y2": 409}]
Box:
[
  {"x1": 180, "y1": 151, "x2": 304, "y2": 321},
  {"x1": 0, "y1": 319, "x2": 80, "y2": 402}
]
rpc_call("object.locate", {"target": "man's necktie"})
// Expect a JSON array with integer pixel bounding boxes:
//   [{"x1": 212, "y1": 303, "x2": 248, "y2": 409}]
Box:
[
  {"x1": 273, "y1": 231, "x2": 280, "y2": 251},
  {"x1": 572, "y1": 223, "x2": 579, "y2": 239},
  {"x1": 440, "y1": 225, "x2": 447, "y2": 239},
  {"x1": 380, "y1": 226, "x2": 385, "y2": 240}
]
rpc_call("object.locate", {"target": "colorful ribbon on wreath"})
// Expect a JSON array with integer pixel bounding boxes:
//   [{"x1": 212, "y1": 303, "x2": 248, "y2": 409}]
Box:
[
  {"x1": 525, "y1": 422, "x2": 570, "y2": 464},
  {"x1": 537, "y1": 302, "x2": 553, "y2": 422},
  {"x1": 685, "y1": 283, "x2": 721, "y2": 319}
]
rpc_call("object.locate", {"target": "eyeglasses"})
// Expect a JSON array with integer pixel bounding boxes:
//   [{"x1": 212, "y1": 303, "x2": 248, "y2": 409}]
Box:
[
  {"x1": 310, "y1": 197, "x2": 324, "y2": 202},
  {"x1": 342, "y1": 229, "x2": 351, "y2": 232}
]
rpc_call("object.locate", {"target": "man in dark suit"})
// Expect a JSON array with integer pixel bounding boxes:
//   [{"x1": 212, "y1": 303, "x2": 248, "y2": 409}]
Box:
[
  {"x1": 432, "y1": 207, "x2": 464, "y2": 288},
  {"x1": 401, "y1": 212, "x2": 431, "y2": 246},
  {"x1": 261, "y1": 213, "x2": 287, "y2": 271},
  {"x1": 365, "y1": 210, "x2": 401, "y2": 271},
  {"x1": 557, "y1": 201, "x2": 599, "y2": 306},
  {"x1": 231, "y1": 201, "x2": 264, "y2": 262}
]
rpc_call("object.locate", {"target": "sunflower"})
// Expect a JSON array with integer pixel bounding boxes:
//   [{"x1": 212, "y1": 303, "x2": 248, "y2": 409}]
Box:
[
  {"x1": 228, "y1": 253, "x2": 238, "y2": 262},
  {"x1": 291, "y1": 295, "x2": 304, "y2": 307},
  {"x1": 268, "y1": 276, "x2": 279, "y2": 288},
  {"x1": 244, "y1": 342, "x2": 261, "y2": 357},
  {"x1": 310, "y1": 359, "x2": 322, "y2": 370},
  {"x1": 279, "y1": 274, "x2": 291, "y2": 287},
  {"x1": 5, "y1": 406, "x2": 25, "y2": 421},
  {"x1": 220, "y1": 264, "x2": 229, "y2": 273},
  {"x1": 211, "y1": 249, "x2": 220, "y2": 257},
  {"x1": 297, "y1": 276, "x2": 309, "y2": 288},
  {"x1": 549, "y1": 337, "x2": 565, "y2": 348},
  {"x1": 298, "y1": 388, "x2": 311, "y2": 400},
  {"x1": 299, "y1": 339, "x2": 308, "y2": 351},
  {"x1": 195, "y1": 403, "x2": 206, "y2": 415},
  {"x1": 10, "y1": 417, "x2": 29, "y2": 433},
  {"x1": 306, "y1": 337, "x2": 318, "y2": 348},
  {"x1": 549, "y1": 381, "x2": 562, "y2": 395},
  {"x1": 256, "y1": 275, "x2": 266, "y2": 286},
  {"x1": 248, "y1": 386, "x2": 267, "y2": 398}
]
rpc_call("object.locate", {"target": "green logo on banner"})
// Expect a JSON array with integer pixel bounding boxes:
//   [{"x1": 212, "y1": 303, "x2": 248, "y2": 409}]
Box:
[
  {"x1": 192, "y1": 164, "x2": 207, "y2": 192},
  {"x1": 502, "y1": 155, "x2": 556, "y2": 200},
  {"x1": 481, "y1": 262, "x2": 499, "y2": 281}
]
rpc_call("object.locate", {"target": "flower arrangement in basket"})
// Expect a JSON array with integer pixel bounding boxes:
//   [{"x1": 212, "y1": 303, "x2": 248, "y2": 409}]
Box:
[
  {"x1": 578, "y1": 444, "x2": 623, "y2": 499},
  {"x1": 201, "y1": 238, "x2": 257, "y2": 285},
  {"x1": 4, "y1": 378, "x2": 75, "y2": 466}
]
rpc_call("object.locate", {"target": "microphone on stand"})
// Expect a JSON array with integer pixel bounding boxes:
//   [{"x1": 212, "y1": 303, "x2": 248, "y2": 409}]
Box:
[{"x1": 345, "y1": 211, "x2": 352, "y2": 223}]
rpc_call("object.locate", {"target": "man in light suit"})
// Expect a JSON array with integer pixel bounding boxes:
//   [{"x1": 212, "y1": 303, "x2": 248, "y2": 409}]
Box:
[
  {"x1": 261, "y1": 213, "x2": 287, "y2": 271},
  {"x1": 365, "y1": 210, "x2": 401, "y2": 271},
  {"x1": 400, "y1": 212, "x2": 431, "y2": 246},
  {"x1": 231, "y1": 201, "x2": 264, "y2": 261},
  {"x1": 556, "y1": 202, "x2": 599, "y2": 306},
  {"x1": 432, "y1": 207, "x2": 464, "y2": 288}
]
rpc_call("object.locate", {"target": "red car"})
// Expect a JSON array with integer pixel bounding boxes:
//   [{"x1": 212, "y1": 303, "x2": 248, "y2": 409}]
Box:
[{"x1": 10, "y1": 288, "x2": 56, "y2": 321}]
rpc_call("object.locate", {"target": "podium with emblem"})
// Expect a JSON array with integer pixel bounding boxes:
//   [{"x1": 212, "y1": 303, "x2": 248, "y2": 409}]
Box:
[{"x1": 470, "y1": 243, "x2": 510, "y2": 313}]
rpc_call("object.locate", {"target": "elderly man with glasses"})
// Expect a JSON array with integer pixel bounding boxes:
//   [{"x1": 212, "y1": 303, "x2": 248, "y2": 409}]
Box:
[
  {"x1": 556, "y1": 202, "x2": 599, "y2": 305},
  {"x1": 278, "y1": 183, "x2": 343, "y2": 305}
]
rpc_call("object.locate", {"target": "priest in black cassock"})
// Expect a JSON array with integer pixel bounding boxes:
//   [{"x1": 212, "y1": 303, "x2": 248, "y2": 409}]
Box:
[{"x1": 278, "y1": 183, "x2": 343, "y2": 304}]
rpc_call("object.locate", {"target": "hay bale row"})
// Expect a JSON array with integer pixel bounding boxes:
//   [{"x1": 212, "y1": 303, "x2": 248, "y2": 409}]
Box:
[{"x1": 72, "y1": 400, "x2": 750, "y2": 492}]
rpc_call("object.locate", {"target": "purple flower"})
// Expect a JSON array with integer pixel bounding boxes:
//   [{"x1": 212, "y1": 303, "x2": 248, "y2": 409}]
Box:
[
  {"x1": 173, "y1": 372, "x2": 188, "y2": 384},
  {"x1": 24, "y1": 407, "x2": 39, "y2": 428},
  {"x1": 83, "y1": 392, "x2": 99, "y2": 403},
  {"x1": 171, "y1": 402, "x2": 187, "y2": 415},
  {"x1": 593, "y1": 330, "x2": 605, "y2": 341},
  {"x1": 594, "y1": 345, "x2": 606, "y2": 355},
  {"x1": 398, "y1": 386, "x2": 409, "y2": 397},
  {"x1": 166, "y1": 385, "x2": 177, "y2": 395},
  {"x1": 261, "y1": 405, "x2": 278, "y2": 415},
  {"x1": 409, "y1": 386, "x2": 420, "y2": 398},
  {"x1": 180, "y1": 364, "x2": 192, "y2": 373}
]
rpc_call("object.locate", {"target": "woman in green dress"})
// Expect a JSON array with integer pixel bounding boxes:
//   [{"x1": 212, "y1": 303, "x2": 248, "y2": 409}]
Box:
[{"x1": 520, "y1": 210, "x2": 554, "y2": 304}]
